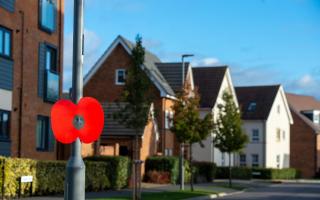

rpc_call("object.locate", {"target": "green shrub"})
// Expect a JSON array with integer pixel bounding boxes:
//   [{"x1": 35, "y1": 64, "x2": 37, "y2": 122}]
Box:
[
  {"x1": 252, "y1": 168, "x2": 300, "y2": 179},
  {"x1": 0, "y1": 156, "x2": 5, "y2": 195},
  {"x1": 216, "y1": 167, "x2": 252, "y2": 179},
  {"x1": 3, "y1": 158, "x2": 36, "y2": 197},
  {"x1": 145, "y1": 156, "x2": 191, "y2": 184},
  {"x1": 84, "y1": 156, "x2": 130, "y2": 189},
  {"x1": 85, "y1": 161, "x2": 111, "y2": 191},
  {"x1": 34, "y1": 160, "x2": 66, "y2": 195},
  {"x1": 145, "y1": 156, "x2": 179, "y2": 184},
  {"x1": 192, "y1": 162, "x2": 216, "y2": 183}
]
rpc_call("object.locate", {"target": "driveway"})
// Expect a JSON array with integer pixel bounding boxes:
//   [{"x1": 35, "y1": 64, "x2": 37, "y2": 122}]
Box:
[{"x1": 217, "y1": 183, "x2": 320, "y2": 200}]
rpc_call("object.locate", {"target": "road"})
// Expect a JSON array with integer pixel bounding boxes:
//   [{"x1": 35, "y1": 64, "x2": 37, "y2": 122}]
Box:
[{"x1": 218, "y1": 183, "x2": 320, "y2": 200}]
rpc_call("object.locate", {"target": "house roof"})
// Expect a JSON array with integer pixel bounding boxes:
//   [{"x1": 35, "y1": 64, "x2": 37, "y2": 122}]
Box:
[
  {"x1": 235, "y1": 85, "x2": 280, "y2": 120},
  {"x1": 286, "y1": 93, "x2": 320, "y2": 133},
  {"x1": 84, "y1": 35, "x2": 175, "y2": 98},
  {"x1": 155, "y1": 62, "x2": 190, "y2": 93},
  {"x1": 101, "y1": 102, "x2": 140, "y2": 137},
  {"x1": 192, "y1": 66, "x2": 227, "y2": 108}
]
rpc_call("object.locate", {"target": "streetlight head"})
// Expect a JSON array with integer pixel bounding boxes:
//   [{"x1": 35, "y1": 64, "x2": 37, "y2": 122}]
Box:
[{"x1": 182, "y1": 54, "x2": 194, "y2": 58}]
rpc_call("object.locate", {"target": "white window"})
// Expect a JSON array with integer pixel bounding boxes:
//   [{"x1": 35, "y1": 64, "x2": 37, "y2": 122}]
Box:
[
  {"x1": 169, "y1": 111, "x2": 174, "y2": 128},
  {"x1": 165, "y1": 148, "x2": 173, "y2": 156},
  {"x1": 252, "y1": 129, "x2": 259, "y2": 142},
  {"x1": 276, "y1": 128, "x2": 281, "y2": 142},
  {"x1": 252, "y1": 154, "x2": 259, "y2": 167},
  {"x1": 165, "y1": 110, "x2": 169, "y2": 129},
  {"x1": 276, "y1": 155, "x2": 280, "y2": 168},
  {"x1": 221, "y1": 153, "x2": 225, "y2": 166},
  {"x1": 240, "y1": 154, "x2": 246, "y2": 167},
  {"x1": 115, "y1": 69, "x2": 126, "y2": 85}
]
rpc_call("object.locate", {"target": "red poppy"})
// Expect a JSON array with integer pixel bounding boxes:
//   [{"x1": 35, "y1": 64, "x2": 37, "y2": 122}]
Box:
[{"x1": 51, "y1": 97, "x2": 104, "y2": 144}]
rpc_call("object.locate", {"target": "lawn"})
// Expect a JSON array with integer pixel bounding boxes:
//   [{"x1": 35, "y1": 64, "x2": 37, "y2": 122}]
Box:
[{"x1": 96, "y1": 190, "x2": 216, "y2": 200}]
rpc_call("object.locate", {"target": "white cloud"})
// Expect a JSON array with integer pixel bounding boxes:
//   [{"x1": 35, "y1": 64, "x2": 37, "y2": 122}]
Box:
[
  {"x1": 285, "y1": 74, "x2": 320, "y2": 99},
  {"x1": 191, "y1": 57, "x2": 220, "y2": 66},
  {"x1": 63, "y1": 29, "x2": 102, "y2": 91}
]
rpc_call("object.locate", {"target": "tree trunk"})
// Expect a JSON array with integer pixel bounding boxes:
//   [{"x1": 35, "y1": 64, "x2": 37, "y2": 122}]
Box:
[
  {"x1": 190, "y1": 143, "x2": 194, "y2": 191},
  {"x1": 228, "y1": 152, "x2": 232, "y2": 188}
]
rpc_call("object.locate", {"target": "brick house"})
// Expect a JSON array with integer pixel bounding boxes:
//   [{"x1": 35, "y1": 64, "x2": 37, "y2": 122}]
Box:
[
  {"x1": 286, "y1": 93, "x2": 320, "y2": 178},
  {"x1": 82, "y1": 35, "x2": 194, "y2": 167},
  {"x1": 191, "y1": 66, "x2": 239, "y2": 166},
  {"x1": 0, "y1": 0, "x2": 64, "y2": 159},
  {"x1": 235, "y1": 85, "x2": 293, "y2": 168}
]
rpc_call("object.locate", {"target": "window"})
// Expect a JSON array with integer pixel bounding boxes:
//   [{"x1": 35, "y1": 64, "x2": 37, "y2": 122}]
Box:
[
  {"x1": 0, "y1": 26, "x2": 12, "y2": 58},
  {"x1": 43, "y1": 44, "x2": 59, "y2": 102},
  {"x1": 39, "y1": 0, "x2": 56, "y2": 32},
  {"x1": 252, "y1": 154, "x2": 259, "y2": 167},
  {"x1": 165, "y1": 148, "x2": 173, "y2": 156},
  {"x1": 221, "y1": 153, "x2": 225, "y2": 166},
  {"x1": 276, "y1": 155, "x2": 280, "y2": 168},
  {"x1": 247, "y1": 102, "x2": 256, "y2": 111},
  {"x1": 282, "y1": 130, "x2": 285, "y2": 141},
  {"x1": 115, "y1": 69, "x2": 126, "y2": 85},
  {"x1": 36, "y1": 116, "x2": 54, "y2": 151},
  {"x1": 240, "y1": 154, "x2": 246, "y2": 167},
  {"x1": 45, "y1": 46, "x2": 57, "y2": 72},
  {"x1": 0, "y1": 110, "x2": 10, "y2": 140},
  {"x1": 252, "y1": 129, "x2": 259, "y2": 142},
  {"x1": 277, "y1": 105, "x2": 280, "y2": 114},
  {"x1": 169, "y1": 111, "x2": 174, "y2": 128},
  {"x1": 276, "y1": 128, "x2": 281, "y2": 142},
  {"x1": 165, "y1": 110, "x2": 170, "y2": 129}
]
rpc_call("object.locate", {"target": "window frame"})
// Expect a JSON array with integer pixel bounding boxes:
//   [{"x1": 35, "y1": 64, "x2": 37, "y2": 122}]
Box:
[
  {"x1": 0, "y1": 109, "x2": 10, "y2": 141},
  {"x1": 115, "y1": 69, "x2": 126, "y2": 85},
  {"x1": 252, "y1": 129, "x2": 259, "y2": 142},
  {"x1": 38, "y1": 0, "x2": 57, "y2": 34},
  {"x1": 0, "y1": 26, "x2": 12, "y2": 59},
  {"x1": 43, "y1": 43, "x2": 59, "y2": 103},
  {"x1": 239, "y1": 154, "x2": 246, "y2": 167},
  {"x1": 251, "y1": 154, "x2": 259, "y2": 168},
  {"x1": 36, "y1": 115, "x2": 54, "y2": 152},
  {"x1": 247, "y1": 102, "x2": 256, "y2": 111}
]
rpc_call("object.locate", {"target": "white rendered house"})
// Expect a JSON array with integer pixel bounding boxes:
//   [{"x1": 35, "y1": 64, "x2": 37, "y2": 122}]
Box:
[
  {"x1": 234, "y1": 85, "x2": 293, "y2": 168},
  {"x1": 192, "y1": 66, "x2": 238, "y2": 166}
]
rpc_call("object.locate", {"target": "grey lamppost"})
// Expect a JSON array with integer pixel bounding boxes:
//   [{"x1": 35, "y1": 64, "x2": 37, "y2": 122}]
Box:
[
  {"x1": 179, "y1": 54, "x2": 194, "y2": 191},
  {"x1": 65, "y1": 0, "x2": 85, "y2": 199}
]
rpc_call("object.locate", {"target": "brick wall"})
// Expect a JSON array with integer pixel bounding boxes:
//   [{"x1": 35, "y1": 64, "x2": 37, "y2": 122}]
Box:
[
  {"x1": 290, "y1": 111, "x2": 317, "y2": 178},
  {"x1": 0, "y1": 0, "x2": 64, "y2": 159}
]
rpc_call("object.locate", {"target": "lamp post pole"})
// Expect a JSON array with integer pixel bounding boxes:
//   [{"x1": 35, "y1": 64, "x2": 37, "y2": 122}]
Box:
[
  {"x1": 179, "y1": 54, "x2": 194, "y2": 191},
  {"x1": 65, "y1": 0, "x2": 85, "y2": 199}
]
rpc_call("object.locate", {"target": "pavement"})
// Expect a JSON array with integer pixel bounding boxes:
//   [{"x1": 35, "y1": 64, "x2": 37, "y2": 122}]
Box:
[{"x1": 18, "y1": 179, "x2": 320, "y2": 200}]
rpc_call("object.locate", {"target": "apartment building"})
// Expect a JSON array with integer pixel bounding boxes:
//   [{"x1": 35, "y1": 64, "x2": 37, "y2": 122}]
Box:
[
  {"x1": 235, "y1": 85, "x2": 293, "y2": 168},
  {"x1": 0, "y1": 0, "x2": 64, "y2": 159}
]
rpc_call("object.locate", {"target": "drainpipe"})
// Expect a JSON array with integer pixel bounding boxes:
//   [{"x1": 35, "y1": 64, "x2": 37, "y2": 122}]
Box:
[{"x1": 17, "y1": 10, "x2": 25, "y2": 158}]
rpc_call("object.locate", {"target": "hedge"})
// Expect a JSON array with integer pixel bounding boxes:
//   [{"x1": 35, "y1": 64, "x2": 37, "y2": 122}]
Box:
[
  {"x1": 216, "y1": 167, "x2": 300, "y2": 180},
  {"x1": 192, "y1": 162, "x2": 216, "y2": 183},
  {"x1": 0, "y1": 156, "x2": 129, "y2": 198},
  {"x1": 216, "y1": 167, "x2": 252, "y2": 180},
  {"x1": 252, "y1": 168, "x2": 300, "y2": 179},
  {"x1": 84, "y1": 156, "x2": 130, "y2": 189},
  {"x1": 144, "y1": 156, "x2": 190, "y2": 184}
]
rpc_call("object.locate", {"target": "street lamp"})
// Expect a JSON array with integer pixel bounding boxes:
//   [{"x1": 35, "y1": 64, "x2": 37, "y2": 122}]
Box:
[
  {"x1": 179, "y1": 54, "x2": 194, "y2": 191},
  {"x1": 181, "y1": 54, "x2": 194, "y2": 85}
]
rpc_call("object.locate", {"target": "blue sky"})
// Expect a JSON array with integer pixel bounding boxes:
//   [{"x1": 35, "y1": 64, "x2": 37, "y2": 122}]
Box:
[{"x1": 63, "y1": 0, "x2": 320, "y2": 98}]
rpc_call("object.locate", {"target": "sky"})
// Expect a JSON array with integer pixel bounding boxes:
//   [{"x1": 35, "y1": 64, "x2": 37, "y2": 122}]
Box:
[{"x1": 63, "y1": 0, "x2": 320, "y2": 98}]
